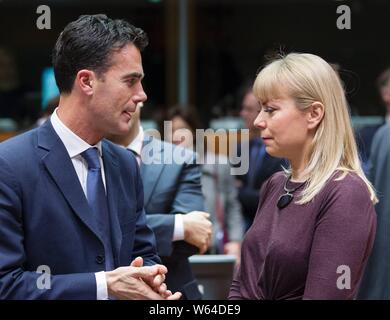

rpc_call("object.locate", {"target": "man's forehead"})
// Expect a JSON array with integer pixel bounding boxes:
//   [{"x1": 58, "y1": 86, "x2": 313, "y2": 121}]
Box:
[
  {"x1": 108, "y1": 45, "x2": 144, "y2": 76},
  {"x1": 120, "y1": 72, "x2": 145, "y2": 80},
  {"x1": 118, "y1": 44, "x2": 141, "y2": 58}
]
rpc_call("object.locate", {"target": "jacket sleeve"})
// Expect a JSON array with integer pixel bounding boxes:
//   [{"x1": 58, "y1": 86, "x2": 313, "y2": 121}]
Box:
[
  {"x1": 146, "y1": 155, "x2": 204, "y2": 257},
  {"x1": 131, "y1": 160, "x2": 161, "y2": 266},
  {"x1": 222, "y1": 163, "x2": 244, "y2": 242}
]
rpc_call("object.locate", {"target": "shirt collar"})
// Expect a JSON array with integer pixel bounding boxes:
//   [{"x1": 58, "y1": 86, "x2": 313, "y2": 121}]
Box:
[
  {"x1": 50, "y1": 108, "x2": 102, "y2": 158},
  {"x1": 127, "y1": 125, "x2": 144, "y2": 156}
]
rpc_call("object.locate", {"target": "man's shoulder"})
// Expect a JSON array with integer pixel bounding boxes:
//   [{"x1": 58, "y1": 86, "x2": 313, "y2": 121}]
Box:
[
  {"x1": 373, "y1": 122, "x2": 390, "y2": 142},
  {"x1": 102, "y1": 139, "x2": 137, "y2": 164},
  {"x1": 142, "y1": 136, "x2": 197, "y2": 164},
  {"x1": 0, "y1": 128, "x2": 38, "y2": 160},
  {"x1": 146, "y1": 136, "x2": 193, "y2": 153}
]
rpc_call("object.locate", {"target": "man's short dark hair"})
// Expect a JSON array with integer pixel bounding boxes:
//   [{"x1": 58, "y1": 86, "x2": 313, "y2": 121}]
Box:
[{"x1": 52, "y1": 14, "x2": 148, "y2": 93}]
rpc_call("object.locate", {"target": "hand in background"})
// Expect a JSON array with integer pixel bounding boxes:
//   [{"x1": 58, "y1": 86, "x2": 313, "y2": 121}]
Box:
[
  {"x1": 224, "y1": 241, "x2": 241, "y2": 265},
  {"x1": 182, "y1": 211, "x2": 212, "y2": 254}
]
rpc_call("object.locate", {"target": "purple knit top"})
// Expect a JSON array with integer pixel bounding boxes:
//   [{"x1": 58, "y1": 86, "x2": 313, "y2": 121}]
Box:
[{"x1": 229, "y1": 171, "x2": 376, "y2": 300}]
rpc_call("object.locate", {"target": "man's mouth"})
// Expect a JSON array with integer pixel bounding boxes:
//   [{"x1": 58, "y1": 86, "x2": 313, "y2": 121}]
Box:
[{"x1": 123, "y1": 110, "x2": 132, "y2": 119}]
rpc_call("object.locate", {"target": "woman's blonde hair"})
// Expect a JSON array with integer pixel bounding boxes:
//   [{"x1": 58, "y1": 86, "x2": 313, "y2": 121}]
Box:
[{"x1": 253, "y1": 53, "x2": 378, "y2": 204}]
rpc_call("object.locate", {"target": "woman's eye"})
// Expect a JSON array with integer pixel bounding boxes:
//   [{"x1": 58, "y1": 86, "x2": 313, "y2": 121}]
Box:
[{"x1": 264, "y1": 107, "x2": 275, "y2": 113}]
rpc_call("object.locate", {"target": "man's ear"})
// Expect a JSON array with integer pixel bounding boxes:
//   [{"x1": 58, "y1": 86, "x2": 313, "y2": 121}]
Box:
[
  {"x1": 307, "y1": 101, "x2": 324, "y2": 130},
  {"x1": 75, "y1": 69, "x2": 94, "y2": 96}
]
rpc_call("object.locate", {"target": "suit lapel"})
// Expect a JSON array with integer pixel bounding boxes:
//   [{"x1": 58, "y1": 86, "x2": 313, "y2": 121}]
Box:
[
  {"x1": 102, "y1": 141, "x2": 122, "y2": 267},
  {"x1": 140, "y1": 137, "x2": 165, "y2": 207},
  {"x1": 38, "y1": 121, "x2": 102, "y2": 242}
]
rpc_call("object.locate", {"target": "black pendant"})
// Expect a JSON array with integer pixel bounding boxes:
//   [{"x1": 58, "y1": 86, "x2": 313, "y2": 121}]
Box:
[{"x1": 277, "y1": 193, "x2": 293, "y2": 209}]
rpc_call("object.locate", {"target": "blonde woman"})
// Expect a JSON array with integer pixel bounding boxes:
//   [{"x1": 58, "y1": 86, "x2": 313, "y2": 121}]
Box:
[{"x1": 228, "y1": 53, "x2": 377, "y2": 300}]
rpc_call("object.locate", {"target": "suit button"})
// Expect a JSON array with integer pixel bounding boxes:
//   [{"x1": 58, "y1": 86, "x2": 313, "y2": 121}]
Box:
[{"x1": 96, "y1": 255, "x2": 105, "y2": 264}]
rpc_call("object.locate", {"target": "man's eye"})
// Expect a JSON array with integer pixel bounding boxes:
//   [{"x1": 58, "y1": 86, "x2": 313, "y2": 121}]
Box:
[{"x1": 127, "y1": 79, "x2": 137, "y2": 86}]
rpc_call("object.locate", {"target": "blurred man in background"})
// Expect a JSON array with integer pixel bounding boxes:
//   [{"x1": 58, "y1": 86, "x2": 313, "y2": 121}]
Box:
[
  {"x1": 107, "y1": 103, "x2": 211, "y2": 299},
  {"x1": 236, "y1": 85, "x2": 285, "y2": 231}
]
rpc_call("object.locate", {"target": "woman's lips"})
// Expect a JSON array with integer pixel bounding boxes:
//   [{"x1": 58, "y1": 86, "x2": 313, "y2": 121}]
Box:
[{"x1": 262, "y1": 137, "x2": 273, "y2": 143}]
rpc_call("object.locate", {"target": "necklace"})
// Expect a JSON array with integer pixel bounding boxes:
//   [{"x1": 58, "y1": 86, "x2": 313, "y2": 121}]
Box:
[{"x1": 277, "y1": 175, "x2": 306, "y2": 209}]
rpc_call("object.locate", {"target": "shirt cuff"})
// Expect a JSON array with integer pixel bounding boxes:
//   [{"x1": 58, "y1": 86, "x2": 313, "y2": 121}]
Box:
[
  {"x1": 173, "y1": 214, "x2": 185, "y2": 241},
  {"x1": 95, "y1": 271, "x2": 108, "y2": 300}
]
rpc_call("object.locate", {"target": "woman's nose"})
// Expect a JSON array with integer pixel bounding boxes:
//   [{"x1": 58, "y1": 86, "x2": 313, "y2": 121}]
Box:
[{"x1": 254, "y1": 112, "x2": 266, "y2": 130}]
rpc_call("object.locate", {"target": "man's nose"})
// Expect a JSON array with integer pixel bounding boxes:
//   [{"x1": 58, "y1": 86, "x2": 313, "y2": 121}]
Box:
[{"x1": 133, "y1": 84, "x2": 147, "y2": 105}]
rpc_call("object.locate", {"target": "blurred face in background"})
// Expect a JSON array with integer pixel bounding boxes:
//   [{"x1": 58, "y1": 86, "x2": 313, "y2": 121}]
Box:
[
  {"x1": 380, "y1": 84, "x2": 390, "y2": 107},
  {"x1": 168, "y1": 115, "x2": 194, "y2": 149},
  {"x1": 240, "y1": 91, "x2": 259, "y2": 134}
]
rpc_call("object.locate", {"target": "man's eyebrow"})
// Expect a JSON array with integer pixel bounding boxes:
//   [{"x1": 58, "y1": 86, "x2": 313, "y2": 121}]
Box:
[{"x1": 121, "y1": 72, "x2": 144, "y2": 80}]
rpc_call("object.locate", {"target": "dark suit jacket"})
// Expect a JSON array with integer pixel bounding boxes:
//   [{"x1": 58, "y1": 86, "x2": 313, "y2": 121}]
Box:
[
  {"x1": 236, "y1": 138, "x2": 286, "y2": 227},
  {"x1": 140, "y1": 136, "x2": 204, "y2": 299},
  {"x1": 0, "y1": 120, "x2": 160, "y2": 299},
  {"x1": 358, "y1": 123, "x2": 390, "y2": 299},
  {"x1": 356, "y1": 122, "x2": 385, "y2": 173}
]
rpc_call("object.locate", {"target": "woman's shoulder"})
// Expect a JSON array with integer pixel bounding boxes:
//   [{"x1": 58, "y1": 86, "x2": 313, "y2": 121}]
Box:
[
  {"x1": 266, "y1": 171, "x2": 286, "y2": 186},
  {"x1": 259, "y1": 171, "x2": 286, "y2": 195},
  {"x1": 326, "y1": 171, "x2": 369, "y2": 195},
  {"x1": 320, "y1": 171, "x2": 374, "y2": 211}
]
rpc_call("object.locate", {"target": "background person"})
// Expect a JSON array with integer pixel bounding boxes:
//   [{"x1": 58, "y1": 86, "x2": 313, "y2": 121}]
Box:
[
  {"x1": 236, "y1": 84, "x2": 286, "y2": 231},
  {"x1": 356, "y1": 68, "x2": 390, "y2": 174},
  {"x1": 107, "y1": 103, "x2": 212, "y2": 299},
  {"x1": 358, "y1": 92, "x2": 390, "y2": 299},
  {"x1": 166, "y1": 105, "x2": 244, "y2": 262}
]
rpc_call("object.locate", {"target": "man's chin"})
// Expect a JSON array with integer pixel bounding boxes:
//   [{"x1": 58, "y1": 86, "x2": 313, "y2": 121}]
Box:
[{"x1": 108, "y1": 125, "x2": 130, "y2": 137}]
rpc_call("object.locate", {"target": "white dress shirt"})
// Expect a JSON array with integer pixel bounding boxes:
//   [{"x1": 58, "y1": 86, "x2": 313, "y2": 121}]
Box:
[
  {"x1": 127, "y1": 126, "x2": 185, "y2": 241},
  {"x1": 50, "y1": 109, "x2": 108, "y2": 300}
]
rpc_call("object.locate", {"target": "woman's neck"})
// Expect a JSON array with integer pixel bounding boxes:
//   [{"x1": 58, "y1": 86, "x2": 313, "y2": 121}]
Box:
[{"x1": 290, "y1": 158, "x2": 308, "y2": 183}]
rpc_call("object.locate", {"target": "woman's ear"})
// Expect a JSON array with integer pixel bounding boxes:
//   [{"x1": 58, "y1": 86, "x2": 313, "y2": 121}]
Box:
[{"x1": 307, "y1": 101, "x2": 324, "y2": 130}]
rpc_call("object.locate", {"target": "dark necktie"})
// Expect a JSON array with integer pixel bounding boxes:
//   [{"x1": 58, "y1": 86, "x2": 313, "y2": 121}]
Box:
[
  {"x1": 127, "y1": 148, "x2": 141, "y2": 166},
  {"x1": 81, "y1": 147, "x2": 114, "y2": 271}
]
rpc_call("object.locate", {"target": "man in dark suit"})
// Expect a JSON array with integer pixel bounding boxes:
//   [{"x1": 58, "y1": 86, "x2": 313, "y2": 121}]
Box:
[
  {"x1": 358, "y1": 122, "x2": 390, "y2": 299},
  {"x1": 356, "y1": 68, "x2": 390, "y2": 174},
  {"x1": 0, "y1": 14, "x2": 181, "y2": 300},
  {"x1": 107, "y1": 104, "x2": 212, "y2": 299},
  {"x1": 237, "y1": 87, "x2": 285, "y2": 231}
]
